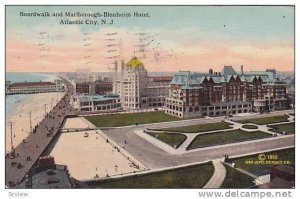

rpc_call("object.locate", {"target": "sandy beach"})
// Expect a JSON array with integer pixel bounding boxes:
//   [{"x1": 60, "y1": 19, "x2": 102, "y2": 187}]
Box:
[
  {"x1": 5, "y1": 92, "x2": 64, "y2": 152},
  {"x1": 63, "y1": 117, "x2": 90, "y2": 129},
  {"x1": 50, "y1": 118, "x2": 146, "y2": 180}
]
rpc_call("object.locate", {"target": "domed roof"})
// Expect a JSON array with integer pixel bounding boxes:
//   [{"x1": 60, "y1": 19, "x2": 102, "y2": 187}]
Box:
[{"x1": 126, "y1": 56, "x2": 144, "y2": 68}]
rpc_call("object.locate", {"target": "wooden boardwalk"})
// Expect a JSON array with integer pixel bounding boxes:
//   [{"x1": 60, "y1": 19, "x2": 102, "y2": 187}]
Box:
[
  {"x1": 61, "y1": 127, "x2": 99, "y2": 133},
  {"x1": 5, "y1": 78, "x2": 74, "y2": 187}
]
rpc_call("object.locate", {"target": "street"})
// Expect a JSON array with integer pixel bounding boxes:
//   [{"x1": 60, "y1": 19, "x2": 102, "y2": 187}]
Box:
[{"x1": 101, "y1": 110, "x2": 294, "y2": 169}]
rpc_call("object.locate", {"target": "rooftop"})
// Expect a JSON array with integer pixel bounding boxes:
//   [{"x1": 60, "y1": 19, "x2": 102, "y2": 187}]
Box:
[
  {"x1": 8, "y1": 81, "x2": 55, "y2": 88},
  {"x1": 76, "y1": 82, "x2": 91, "y2": 85},
  {"x1": 18, "y1": 164, "x2": 73, "y2": 188},
  {"x1": 170, "y1": 66, "x2": 282, "y2": 89},
  {"x1": 73, "y1": 93, "x2": 119, "y2": 102},
  {"x1": 221, "y1": 66, "x2": 237, "y2": 76},
  {"x1": 95, "y1": 80, "x2": 113, "y2": 84},
  {"x1": 126, "y1": 56, "x2": 144, "y2": 68},
  {"x1": 151, "y1": 76, "x2": 173, "y2": 82}
]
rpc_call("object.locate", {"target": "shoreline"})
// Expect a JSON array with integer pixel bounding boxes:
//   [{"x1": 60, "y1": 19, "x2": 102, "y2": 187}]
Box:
[
  {"x1": 6, "y1": 93, "x2": 47, "y2": 121},
  {"x1": 6, "y1": 72, "x2": 61, "y2": 119},
  {"x1": 5, "y1": 92, "x2": 65, "y2": 152}
]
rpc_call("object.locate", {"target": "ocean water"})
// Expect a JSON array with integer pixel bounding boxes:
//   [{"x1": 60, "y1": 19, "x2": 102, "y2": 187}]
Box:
[
  {"x1": 6, "y1": 72, "x2": 57, "y2": 83},
  {"x1": 6, "y1": 72, "x2": 58, "y2": 116}
]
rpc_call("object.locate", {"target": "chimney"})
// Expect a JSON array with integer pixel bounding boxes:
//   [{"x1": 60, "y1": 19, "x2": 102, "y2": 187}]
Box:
[
  {"x1": 121, "y1": 60, "x2": 125, "y2": 75},
  {"x1": 114, "y1": 60, "x2": 118, "y2": 73},
  {"x1": 113, "y1": 60, "x2": 118, "y2": 83},
  {"x1": 241, "y1": 65, "x2": 244, "y2": 74}
]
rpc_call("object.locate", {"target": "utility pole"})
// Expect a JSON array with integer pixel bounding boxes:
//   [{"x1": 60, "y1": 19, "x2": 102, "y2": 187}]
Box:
[
  {"x1": 10, "y1": 122, "x2": 13, "y2": 151},
  {"x1": 29, "y1": 111, "x2": 32, "y2": 134},
  {"x1": 44, "y1": 104, "x2": 47, "y2": 117}
]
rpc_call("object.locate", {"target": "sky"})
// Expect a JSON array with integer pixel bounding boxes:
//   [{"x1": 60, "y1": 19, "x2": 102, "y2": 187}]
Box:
[{"x1": 6, "y1": 5, "x2": 294, "y2": 72}]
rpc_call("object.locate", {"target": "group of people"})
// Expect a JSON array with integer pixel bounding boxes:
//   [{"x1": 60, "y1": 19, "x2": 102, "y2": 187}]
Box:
[{"x1": 6, "y1": 78, "x2": 75, "y2": 186}]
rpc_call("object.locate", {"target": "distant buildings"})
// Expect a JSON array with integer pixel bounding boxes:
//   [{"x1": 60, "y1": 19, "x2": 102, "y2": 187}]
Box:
[
  {"x1": 75, "y1": 82, "x2": 90, "y2": 94},
  {"x1": 101, "y1": 76, "x2": 112, "y2": 82},
  {"x1": 113, "y1": 56, "x2": 172, "y2": 109},
  {"x1": 95, "y1": 81, "x2": 113, "y2": 95},
  {"x1": 165, "y1": 66, "x2": 287, "y2": 118},
  {"x1": 71, "y1": 93, "x2": 121, "y2": 112},
  {"x1": 5, "y1": 79, "x2": 63, "y2": 95},
  {"x1": 73, "y1": 57, "x2": 289, "y2": 116},
  {"x1": 75, "y1": 68, "x2": 95, "y2": 83},
  {"x1": 75, "y1": 81, "x2": 113, "y2": 95},
  {"x1": 287, "y1": 89, "x2": 295, "y2": 109}
]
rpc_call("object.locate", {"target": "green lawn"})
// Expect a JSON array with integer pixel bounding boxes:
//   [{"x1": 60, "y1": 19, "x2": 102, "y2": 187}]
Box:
[
  {"x1": 85, "y1": 111, "x2": 182, "y2": 127},
  {"x1": 269, "y1": 123, "x2": 295, "y2": 134},
  {"x1": 91, "y1": 163, "x2": 214, "y2": 188},
  {"x1": 188, "y1": 130, "x2": 271, "y2": 150},
  {"x1": 154, "y1": 122, "x2": 232, "y2": 133},
  {"x1": 220, "y1": 164, "x2": 255, "y2": 188},
  {"x1": 147, "y1": 132, "x2": 187, "y2": 148},
  {"x1": 228, "y1": 148, "x2": 295, "y2": 176},
  {"x1": 236, "y1": 115, "x2": 289, "y2": 125}
]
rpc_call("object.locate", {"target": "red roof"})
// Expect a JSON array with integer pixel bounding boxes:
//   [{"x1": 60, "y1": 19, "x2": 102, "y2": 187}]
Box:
[
  {"x1": 152, "y1": 76, "x2": 173, "y2": 82},
  {"x1": 8, "y1": 82, "x2": 55, "y2": 88},
  {"x1": 76, "y1": 82, "x2": 91, "y2": 86},
  {"x1": 95, "y1": 82, "x2": 113, "y2": 85}
]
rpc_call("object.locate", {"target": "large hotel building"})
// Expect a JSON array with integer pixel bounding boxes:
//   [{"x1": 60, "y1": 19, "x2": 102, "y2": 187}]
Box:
[
  {"x1": 165, "y1": 66, "x2": 287, "y2": 118},
  {"x1": 113, "y1": 56, "x2": 172, "y2": 109},
  {"x1": 6, "y1": 79, "x2": 63, "y2": 95}
]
